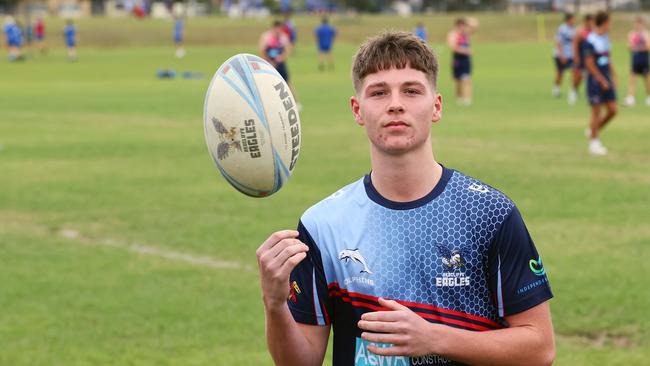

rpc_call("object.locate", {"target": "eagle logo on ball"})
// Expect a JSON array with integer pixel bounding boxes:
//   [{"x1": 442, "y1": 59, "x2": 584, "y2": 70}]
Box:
[{"x1": 212, "y1": 117, "x2": 242, "y2": 160}]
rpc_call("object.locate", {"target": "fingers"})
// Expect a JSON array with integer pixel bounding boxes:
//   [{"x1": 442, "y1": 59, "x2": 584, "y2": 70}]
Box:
[
  {"x1": 366, "y1": 344, "x2": 407, "y2": 357},
  {"x1": 358, "y1": 319, "x2": 403, "y2": 334},
  {"x1": 361, "y1": 332, "x2": 405, "y2": 345},
  {"x1": 256, "y1": 230, "x2": 298, "y2": 256},
  {"x1": 378, "y1": 297, "x2": 409, "y2": 311}
]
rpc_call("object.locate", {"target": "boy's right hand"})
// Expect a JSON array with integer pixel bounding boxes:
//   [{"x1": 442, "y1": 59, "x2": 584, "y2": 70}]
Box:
[{"x1": 256, "y1": 230, "x2": 309, "y2": 310}]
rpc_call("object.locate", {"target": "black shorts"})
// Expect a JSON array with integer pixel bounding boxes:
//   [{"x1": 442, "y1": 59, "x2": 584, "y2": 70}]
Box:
[
  {"x1": 631, "y1": 52, "x2": 649, "y2": 76},
  {"x1": 587, "y1": 75, "x2": 617, "y2": 106},
  {"x1": 452, "y1": 55, "x2": 471, "y2": 80},
  {"x1": 554, "y1": 57, "x2": 573, "y2": 73},
  {"x1": 276, "y1": 62, "x2": 290, "y2": 82}
]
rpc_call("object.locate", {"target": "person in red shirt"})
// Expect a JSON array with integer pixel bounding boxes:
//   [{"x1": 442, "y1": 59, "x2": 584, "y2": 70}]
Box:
[{"x1": 34, "y1": 16, "x2": 46, "y2": 54}]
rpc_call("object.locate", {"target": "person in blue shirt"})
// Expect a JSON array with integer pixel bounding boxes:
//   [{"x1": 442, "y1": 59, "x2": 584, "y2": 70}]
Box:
[
  {"x1": 64, "y1": 19, "x2": 77, "y2": 61},
  {"x1": 414, "y1": 22, "x2": 427, "y2": 42},
  {"x1": 174, "y1": 16, "x2": 185, "y2": 58},
  {"x1": 4, "y1": 17, "x2": 24, "y2": 61},
  {"x1": 314, "y1": 16, "x2": 336, "y2": 71},
  {"x1": 584, "y1": 11, "x2": 617, "y2": 156},
  {"x1": 552, "y1": 13, "x2": 577, "y2": 104},
  {"x1": 256, "y1": 31, "x2": 555, "y2": 366}
]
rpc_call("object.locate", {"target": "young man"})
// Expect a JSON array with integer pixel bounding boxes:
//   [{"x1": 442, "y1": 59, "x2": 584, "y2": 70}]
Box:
[
  {"x1": 63, "y1": 19, "x2": 77, "y2": 61},
  {"x1": 256, "y1": 31, "x2": 555, "y2": 366},
  {"x1": 584, "y1": 12, "x2": 617, "y2": 156},
  {"x1": 552, "y1": 13, "x2": 577, "y2": 104},
  {"x1": 260, "y1": 20, "x2": 294, "y2": 93},
  {"x1": 314, "y1": 16, "x2": 336, "y2": 71},
  {"x1": 623, "y1": 16, "x2": 650, "y2": 107},
  {"x1": 572, "y1": 14, "x2": 594, "y2": 103},
  {"x1": 447, "y1": 18, "x2": 474, "y2": 105}
]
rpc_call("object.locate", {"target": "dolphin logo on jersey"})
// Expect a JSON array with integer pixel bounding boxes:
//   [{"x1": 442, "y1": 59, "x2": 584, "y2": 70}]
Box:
[{"x1": 338, "y1": 249, "x2": 373, "y2": 274}]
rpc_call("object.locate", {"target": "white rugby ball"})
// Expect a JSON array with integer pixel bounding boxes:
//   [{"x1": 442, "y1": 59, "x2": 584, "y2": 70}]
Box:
[{"x1": 203, "y1": 54, "x2": 301, "y2": 197}]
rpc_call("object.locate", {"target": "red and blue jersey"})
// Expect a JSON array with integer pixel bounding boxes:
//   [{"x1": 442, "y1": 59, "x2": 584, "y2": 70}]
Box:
[{"x1": 288, "y1": 166, "x2": 553, "y2": 366}]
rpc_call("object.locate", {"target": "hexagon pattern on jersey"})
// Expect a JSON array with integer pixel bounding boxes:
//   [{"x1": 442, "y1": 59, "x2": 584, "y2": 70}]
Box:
[{"x1": 363, "y1": 172, "x2": 514, "y2": 323}]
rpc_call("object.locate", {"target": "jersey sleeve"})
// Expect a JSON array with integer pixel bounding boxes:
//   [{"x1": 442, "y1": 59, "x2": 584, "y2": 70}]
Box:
[
  {"x1": 287, "y1": 220, "x2": 333, "y2": 326},
  {"x1": 487, "y1": 206, "x2": 553, "y2": 317},
  {"x1": 583, "y1": 38, "x2": 596, "y2": 59}
]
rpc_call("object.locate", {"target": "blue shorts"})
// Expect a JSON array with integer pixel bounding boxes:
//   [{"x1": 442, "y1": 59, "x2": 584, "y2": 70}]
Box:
[
  {"x1": 318, "y1": 44, "x2": 332, "y2": 53},
  {"x1": 35, "y1": 34, "x2": 44, "y2": 41},
  {"x1": 66, "y1": 40, "x2": 75, "y2": 48},
  {"x1": 587, "y1": 76, "x2": 616, "y2": 105},
  {"x1": 631, "y1": 52, "x2": 649, "y2": 75},
  {"x1": 452, "y1": 55, "x2": 471, "y2": 80},
  {"x1": 174, "y1": 35, "x2": 182, "y2": 44},
  {"x1": 554, "y1": 57, "x2": 573, "y2": 72},
  {"x1": 275, "y1": 62, "x2": 290, "y2": 82}
]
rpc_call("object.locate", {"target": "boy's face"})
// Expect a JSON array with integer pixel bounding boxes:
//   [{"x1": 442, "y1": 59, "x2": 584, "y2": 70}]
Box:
[{"x1": 350, "y1": 66, "x2": 442, "y2": 156}]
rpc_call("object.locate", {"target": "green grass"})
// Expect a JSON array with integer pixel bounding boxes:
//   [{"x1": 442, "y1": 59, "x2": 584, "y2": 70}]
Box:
[{"x1": 1, "y1": 15, "x2": 649, "y2": 365}]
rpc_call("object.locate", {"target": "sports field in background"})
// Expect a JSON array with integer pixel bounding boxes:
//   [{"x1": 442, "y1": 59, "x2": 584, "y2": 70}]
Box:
[{"x1": 1, "y1": 14, "x2": 649, "y2": 365}]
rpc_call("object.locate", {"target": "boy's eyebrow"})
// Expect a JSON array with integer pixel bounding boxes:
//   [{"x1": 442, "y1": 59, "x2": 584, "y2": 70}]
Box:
[{"x1": 365, "y1": 80, "x2": 427, "y2": 90}]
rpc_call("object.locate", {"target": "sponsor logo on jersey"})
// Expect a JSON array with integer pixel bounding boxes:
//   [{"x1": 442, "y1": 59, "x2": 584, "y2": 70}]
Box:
[
  {"x1": 288, "y1": 281, "x2": 301, "y2": 303},
  {"x1": 467, "y1": 183, "x2": 489, "y2": 193},
  {"x1": 436, "y1": 250, "x2": 470, "y2": 287},
  {"x1": 339, "y1": 249, "x2": 373, "y2": 274},
  {"x1": 355, "y1": 338, "x2": 453, "y2": 365},
  {"x1": 529, "y1": 257, "x2": 545, "y2": 276}
]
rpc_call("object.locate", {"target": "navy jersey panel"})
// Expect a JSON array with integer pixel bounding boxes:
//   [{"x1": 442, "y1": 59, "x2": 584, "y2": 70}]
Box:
[
  {"x1": 487, "y1": 207, "x2": 553, "y2": 317},
  {"x1": 288, "y1": 166, "x2": 551, "y2": 365},
  {"x1": 288, "y1": 221, "x2": 333, "y2": 325}
]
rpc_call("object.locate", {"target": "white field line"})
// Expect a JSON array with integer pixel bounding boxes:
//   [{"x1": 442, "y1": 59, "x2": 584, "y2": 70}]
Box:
[{"x1": 59, "y1": 229, "x2": 253, "y2": 272}]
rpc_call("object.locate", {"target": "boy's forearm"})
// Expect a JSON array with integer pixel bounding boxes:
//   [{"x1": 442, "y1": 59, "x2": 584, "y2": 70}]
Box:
[{"x1": 265, "y1": 304, "x2": 320, "y2": 366}]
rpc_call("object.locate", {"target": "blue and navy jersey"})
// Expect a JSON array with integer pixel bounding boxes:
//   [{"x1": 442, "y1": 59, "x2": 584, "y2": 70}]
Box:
[
  {"x1": 288, "y1": 166, "x2": 553, "y2": 366},
  {"x1": 315, "y1": 24, "x2": 336, "y2": 49},
  {"x1": 584, "y1": 32, "x2": 612, "y2": 78},
  {"x1": 554, "y1": 23, "x2": 575, "y2": 58}
]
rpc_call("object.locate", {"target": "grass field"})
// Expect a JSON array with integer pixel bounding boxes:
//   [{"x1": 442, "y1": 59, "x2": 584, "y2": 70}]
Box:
[{"x1": 1, "y1": 14, "x2": 649, "y2": 365}]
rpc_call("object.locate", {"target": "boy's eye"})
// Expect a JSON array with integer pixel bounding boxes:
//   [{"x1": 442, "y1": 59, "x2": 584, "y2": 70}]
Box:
[{"x1": 404, "y1": 88, "x2": 421, "y2": 95}]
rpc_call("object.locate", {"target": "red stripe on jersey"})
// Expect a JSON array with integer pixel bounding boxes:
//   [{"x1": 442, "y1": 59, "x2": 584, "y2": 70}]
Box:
[{"x1": 328, "y1": 282, "x2": 501, "y2": 330}]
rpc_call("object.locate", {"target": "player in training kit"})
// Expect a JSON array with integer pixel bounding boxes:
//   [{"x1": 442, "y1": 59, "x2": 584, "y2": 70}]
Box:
[
  {"x1": 624, "y1": 16, "x2": 650, "y2": 107},
  {"x1": 260, "y1": 20, "x2": 296, "y2": 100},
  {"x1": 584, "y1": 12, "x2": 617, "y2": 156},
  {"x1": 256, "y1": 31, "x2": 555, "y2": 366},
  {"x1": 64, "y1": 20, "x2": 77, "y2": 61},
  {"x1": 447, "y1": 18, "x2": 474, "y2": 105},
  {"x1": 414, "y1": 22, "x2": 427, "y2": 42},
  {"x1": 314, "y1": 16, "x2": 336, "y2": 71},
  {"x1": 34, "y1": 16, "x2": 46, "y2": 54},
  {"x1": 552, "y1": 13, "x2": 577, "y2": 104},
  {"x1": 572, "y1": 14, "x2": 594, "y2": 103},
  {"x1": 174, "y1": 16, "x2": 185, "y2": 58}
]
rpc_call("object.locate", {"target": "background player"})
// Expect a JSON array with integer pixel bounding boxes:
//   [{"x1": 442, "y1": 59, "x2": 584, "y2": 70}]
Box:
[
  {"x1": 256, "y1": 31, "x2": 555, "y2": 366},
  {"x1": 584, "y1": 12, "x2": 617, "y2": 156},
  {"x1": 447, "y1": 18, "x2": 474, "y2": 105},
  {"x1": 414, "y1": 21, "x2": 427, "y2": 42},
  {"x1": 572, "y1": 14, "x2": 593, "y2": 104},
  {"x1": 34, "y1": 16, "x2": 46, "y2": 54},
  {"x1": 64, "y1": 19, "x2": 77, "y2": 61},
  {"x1": 623, "y1": 16, "x2": 650, "y2": 107},
  {"x1": 314, "y1": 16, "x2": 336, "y2": 71},
  {"x1": 552, "y1": 13, "x2": 576, "y2": 104},
  {"x1": 259, "y1": 20, "x2": 297, "y2": 106},
  {"x1": 174, "y1": 15, "x2": 185, "y2": 58}
]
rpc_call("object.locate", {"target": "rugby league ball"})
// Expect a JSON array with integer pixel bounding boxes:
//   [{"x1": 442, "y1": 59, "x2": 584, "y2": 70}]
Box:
[{"x1": 203, "y1": 54, "x2": 301, "y2": 197}]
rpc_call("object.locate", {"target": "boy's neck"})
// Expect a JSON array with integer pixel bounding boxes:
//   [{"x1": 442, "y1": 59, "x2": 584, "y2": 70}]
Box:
[{"x1": 369, "y1": 145, "x2": 442, "y2": 203}]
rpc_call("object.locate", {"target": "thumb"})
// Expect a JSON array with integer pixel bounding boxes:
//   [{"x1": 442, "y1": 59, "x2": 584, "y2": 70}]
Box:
[{"x1": 378, "y1": 297, "x2": 409, "y2": 311}]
